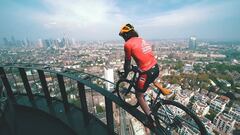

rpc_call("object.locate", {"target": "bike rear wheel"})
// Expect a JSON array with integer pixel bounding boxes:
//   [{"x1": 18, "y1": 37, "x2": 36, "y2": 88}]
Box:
[
  {"x1": 116, "y1": 79, "x2": 139, "y2": 107},
  {"x1": 153, "y1": 100, "x2": 208, "y2": 135}
]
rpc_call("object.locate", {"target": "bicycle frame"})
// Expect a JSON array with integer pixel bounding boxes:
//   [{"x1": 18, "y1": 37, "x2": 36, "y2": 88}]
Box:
[
  {"x1": 125, "y1": 67, "x2": 181, "y2": 121},
  {"x1": 118, "y1": 66, "x2": 207, "y2": 135},
  {"x1": 127, "y1": 66, "x2": 173, "y2": 119},
  {"x1": 126, "y1": 66, "x2": 165, "y2": 107},
  {"x1": 148, "y1": 85, "x2": 203, "y2": 133},
  {"x1": 146, "y1": 85, "x2": 175, "y2": 123}
]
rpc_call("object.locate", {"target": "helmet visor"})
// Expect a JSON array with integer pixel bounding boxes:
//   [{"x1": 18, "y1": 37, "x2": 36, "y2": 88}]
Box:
[{"x1": 119, "y1": 25, "x2": 133, "y2": 36}]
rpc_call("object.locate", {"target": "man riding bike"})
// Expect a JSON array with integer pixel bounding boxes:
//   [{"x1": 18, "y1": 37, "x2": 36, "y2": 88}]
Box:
[{"x1": 119, "y1": 24, "x2": 159, "y2": 126}]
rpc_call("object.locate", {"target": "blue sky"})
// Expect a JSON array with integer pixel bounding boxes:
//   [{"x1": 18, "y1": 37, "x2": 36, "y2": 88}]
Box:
[{"x1": 0, "y1": 0, "x2": 240, "y2": 40}]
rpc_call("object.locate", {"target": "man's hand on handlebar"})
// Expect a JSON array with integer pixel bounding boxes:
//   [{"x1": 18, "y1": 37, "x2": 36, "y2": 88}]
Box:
[
  {"x1": 131, "y1": 65, "x2": 138, "y2": 72},
  {"x1": 117, "y1": 65, "x2": 139, "y2": 79},
  {"x1": 117, "y1": 70, "x2": 125, "y2": 79}
]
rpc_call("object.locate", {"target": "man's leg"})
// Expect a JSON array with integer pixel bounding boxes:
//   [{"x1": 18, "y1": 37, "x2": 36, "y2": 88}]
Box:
[
  {"x1": 136, "y1": 72, "x2": 152, "y2": 115},
  {"x1": 136, "y1": 92, "x2": 153, "y2": 134},
  {"x1": 135, "y1": 68, "x2": 158, "y2": 127},
  {"x1": 136, "y1": 92, "x2": 151, "y2": 115},
  {"x1": 137, "y1": 64, "x2": 159, "y2": 115},
  {"x1": 136, "y1": 91, "x2": 155, "y2": 135}
]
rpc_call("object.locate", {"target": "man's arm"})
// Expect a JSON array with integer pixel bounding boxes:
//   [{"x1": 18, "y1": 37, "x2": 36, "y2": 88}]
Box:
[
  {"x1": 124, "y1": 57, "x2": 131, "y2": 77},
  {"x1": 124, "y1": 44, "x2": 131, "y2": 77}
]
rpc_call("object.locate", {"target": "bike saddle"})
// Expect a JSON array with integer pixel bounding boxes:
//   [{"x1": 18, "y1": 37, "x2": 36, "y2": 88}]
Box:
[{"x1": 153, "y1": 82, "x2": 172, "y2": 95}]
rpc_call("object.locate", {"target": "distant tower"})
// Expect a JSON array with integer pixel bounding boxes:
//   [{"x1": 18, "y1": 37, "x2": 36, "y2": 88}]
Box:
[
  {"x1": 104, "y1": 67, "x2": 114, "y2": 91},
  {"x1": 189, "y1": 36, "x2": 197, "y2": 50},
  {"x1": 37, "y1": 39, "x2": 44, "y2": 48},
  {"x1": 11, "y1": 36, "x2": 16, "y2": 46},
  {"x1": 43, "y1": 39, "x2": 51, "y2": 48},
  {"x1": 2, "y1": 37, "x2": 9, "y2": 46}
]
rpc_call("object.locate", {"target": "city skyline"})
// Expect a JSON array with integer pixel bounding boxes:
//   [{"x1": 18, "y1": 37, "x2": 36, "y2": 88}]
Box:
[
  {"x1": 1, "y1": 38, "x2": 240, "y2": 134},
  {"x1": 0, "y1": 0, "x2": 240, "y2": 41},
  {"x1": 2, "y1": 36, "x2": 240, "y2": 48}
]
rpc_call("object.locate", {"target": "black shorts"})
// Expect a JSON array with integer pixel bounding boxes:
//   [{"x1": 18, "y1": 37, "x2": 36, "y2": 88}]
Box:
[{"x1": 135, "y1": 64, "x2": 159, "y2": 93}]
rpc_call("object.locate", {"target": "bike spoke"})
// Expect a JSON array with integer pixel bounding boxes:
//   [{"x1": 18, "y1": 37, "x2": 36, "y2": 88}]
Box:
[
  {"x1": 153, "y1": 101, "x2": 204, "y2": 135},
  {"x1": 128, "y1": 90, "x2": 135, "y2": 94},
  {"x1": 177, "y1": 116, "x2": 200, "y2": 130},
  {"x1": 155, "y1": 114, "x2": 170, "y2": 125},
  {"x1": 155, "y1": 111, "x2": 174, "y2": 125}
]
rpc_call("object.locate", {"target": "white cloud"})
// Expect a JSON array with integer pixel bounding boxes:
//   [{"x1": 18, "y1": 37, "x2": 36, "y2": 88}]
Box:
[
  {"x1": 35, "y1": 0, "x2": 127, "y2": 29},
  {"x1": 134, "y1": 1, "x2": 239, "y2": 39},
  {"x1": 8, "y1": 0, "x2": 239, "y2": 40},
  {"x1": 29, "y1": 0, "x2": 131, "y2": 39},
  {"x1": 137, "y1": 2, "x2": 222, "y2": 28}
]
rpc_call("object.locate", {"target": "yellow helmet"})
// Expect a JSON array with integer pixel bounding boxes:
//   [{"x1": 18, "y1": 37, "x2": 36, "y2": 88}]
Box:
[{"x1": 119, "y1": 24, "x2": 134, "y2": 36}]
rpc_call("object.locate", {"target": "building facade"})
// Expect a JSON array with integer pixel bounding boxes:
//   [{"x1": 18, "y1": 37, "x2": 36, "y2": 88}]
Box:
[
  {"x1": 229, "y1": 107, "x2": 240, "y2": 127},
  {"x1": 210, "y1": 96, "x2": 230, "y2": 113},
  {"x1": 213, "y1": 113, "x2": 236, "y2": 135},
  {"x1": 104, "y1": 67, "x2": 114, "y2": 91},
  {"x1": 178, "y1": 123, "x2": 200, "y2": 135},
  {"x1": 189, "y1": 36, "x2": 197, "y2": 50},
  {"x1": 192, "y1": 101, "x2": 210, "y2": 117},
  {"x1": 201, "y1": 117, "x2": 214, "y2": 135}
]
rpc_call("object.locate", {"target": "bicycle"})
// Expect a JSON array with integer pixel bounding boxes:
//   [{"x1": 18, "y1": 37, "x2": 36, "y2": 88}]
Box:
[{"x1": 115, "y1": 65, "x2": 208, "y2": 135}]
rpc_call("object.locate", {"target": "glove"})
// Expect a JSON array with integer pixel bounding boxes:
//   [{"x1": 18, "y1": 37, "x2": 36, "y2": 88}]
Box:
[{"x1": 117, "y1": 70, "x2": 125, "y2": 79}]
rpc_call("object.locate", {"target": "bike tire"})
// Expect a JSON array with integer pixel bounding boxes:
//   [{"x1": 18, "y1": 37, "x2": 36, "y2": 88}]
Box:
[
  {"x1": 153, "y1": 100, "x2": 208, "y2": 135},
  {"x1": 116, "y1": 79, "x2": 139, "y2": 108}
]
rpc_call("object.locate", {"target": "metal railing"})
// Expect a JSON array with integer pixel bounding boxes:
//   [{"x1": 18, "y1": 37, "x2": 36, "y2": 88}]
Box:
[{"x1": 0, "y1": 64, "x2": 164, "y2": 135}]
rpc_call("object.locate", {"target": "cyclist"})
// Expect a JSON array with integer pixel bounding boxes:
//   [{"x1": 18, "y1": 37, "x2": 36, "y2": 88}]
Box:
[{"x1": 119, "y1": 24, "x2": 159, "y2": 126}]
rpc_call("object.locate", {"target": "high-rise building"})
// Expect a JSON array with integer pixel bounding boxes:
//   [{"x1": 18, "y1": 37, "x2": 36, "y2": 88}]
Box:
[
  {"x1": 201, "y1": 117, "x2": 214, "y2": 135},
  {"x1": 210, "y1": 95, "x2": 230, "y2": 113},
  {"x1": 192, "y1": 101, "x2": 210, "y2": 117},
  {"x1": 2, "y1": 37, "x2": 9, "y2": 46},
  {"x1": 43, "y1": 39, "x2": 51, "y2": 48},
  {"x1": 229, "y1": 107, "x2": 240, "y2": 125},
  {"x1": 189, "y1": 36, "x2": 197, "y2": 50},
  {"x1": 104, "y1": 67, "x2": 114, "y2": 91},
  {"x1": 213, "y1": 113, "x2": 236, "y2": 135},
  {"x1": 37, "y1": 39, "x2": 44, "y2": 48},
  {"x1": 11, "y1": 36, "x2": 16, "y2": 46}
]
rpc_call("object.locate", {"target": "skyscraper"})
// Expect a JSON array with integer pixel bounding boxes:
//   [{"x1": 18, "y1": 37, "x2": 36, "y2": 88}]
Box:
[
  {"x1": 104, "y1": 67, "x2": 114, "y2": 91},
  {"x1": 37, "y1": 39, "x2": 44, "y2": 48},
  {"x1": 11, "y1": 36, "x2": 16, "y2": 46},
  {"x1": 189, "y1": 36, "x2": 197, "y2": 50},
  {"x1": 2, "y1": 37, "x2": 9, "y2": 46}
]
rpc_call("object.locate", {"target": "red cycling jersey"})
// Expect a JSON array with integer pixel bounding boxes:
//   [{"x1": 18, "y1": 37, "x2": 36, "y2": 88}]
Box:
[{"x1": 124, "y1": 37, "x2": 157, "y2": 71}]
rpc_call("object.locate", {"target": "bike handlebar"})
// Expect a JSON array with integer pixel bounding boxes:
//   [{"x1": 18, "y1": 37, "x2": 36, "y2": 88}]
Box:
[
  {"x1": 117, "y1": 70, "x2": 125, "y2": 78},
  {"x1": 117, "y1": 65, "x2": 139, "y2": 78}
]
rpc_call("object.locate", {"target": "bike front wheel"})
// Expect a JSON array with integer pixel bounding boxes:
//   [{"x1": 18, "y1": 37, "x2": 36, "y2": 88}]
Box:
[
  {"x1": 116, "y1": 79, "x2": 139, "y2": 107},
  {"x1": 153, "y1": 100, "x2": 208, "y2": 135}
]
